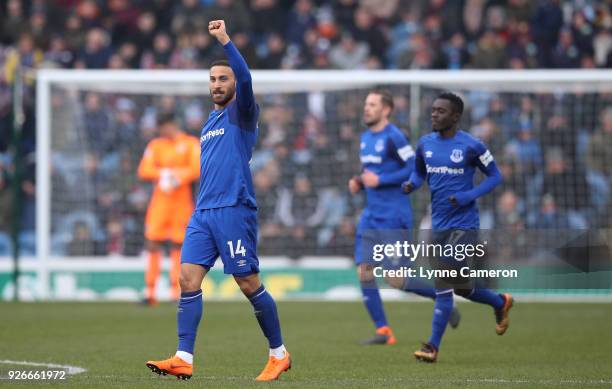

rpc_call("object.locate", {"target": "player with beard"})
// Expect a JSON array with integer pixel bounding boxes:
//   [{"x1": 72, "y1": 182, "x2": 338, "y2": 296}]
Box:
[
  {"x1": 146, "y1": 20, "x2": 291, "y2": 381},
  {"x1": 403, "y1": 92, "x2": 514, "y2": 362},
  {"x1": 349, "y1": 89, "x2": 461, "y2": 346}
]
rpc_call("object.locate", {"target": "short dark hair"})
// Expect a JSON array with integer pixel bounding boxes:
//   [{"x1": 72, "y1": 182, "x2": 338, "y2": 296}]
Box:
[
  {"x1": 436, "y1": 92, "x2": 464, "y2": 115},
  {"x1": 210, "y1": 59, "x2": 230, "y2": 68},
  {"x1": 368, "y1": 88, "x2": 394, "y2": 112},
  {"x1": 157, "y1": 112, "x2": 176, "y2": 126}
]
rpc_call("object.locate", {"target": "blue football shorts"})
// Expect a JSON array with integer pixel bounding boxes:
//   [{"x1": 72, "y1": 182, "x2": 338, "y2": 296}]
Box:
[{"x1": 181, "y1": 203, "x2": 259, "y2": 275}]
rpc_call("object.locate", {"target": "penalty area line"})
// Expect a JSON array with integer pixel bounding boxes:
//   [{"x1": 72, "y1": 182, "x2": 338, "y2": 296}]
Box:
[{"x1": 0, "y1": 360, "x2": 87, "y2": 375}]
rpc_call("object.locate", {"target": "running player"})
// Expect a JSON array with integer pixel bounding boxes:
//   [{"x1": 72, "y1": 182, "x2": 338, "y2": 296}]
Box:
[
  {"x1": 403, "y1": 92, "x2": 514, "y2": 362},
  {"x1": 350, "y1": 89, "x2": 460, "y2": 346}
]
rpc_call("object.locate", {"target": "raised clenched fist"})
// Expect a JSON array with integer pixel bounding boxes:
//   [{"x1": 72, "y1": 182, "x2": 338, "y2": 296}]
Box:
[{"x1": 208, "y1": 20, "x2": 230, "y2": 45}]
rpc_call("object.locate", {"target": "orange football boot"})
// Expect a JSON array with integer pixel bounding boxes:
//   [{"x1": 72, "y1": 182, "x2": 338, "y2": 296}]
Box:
[
  {"x1": 255, "y1": 352, "x2": 291, "y2": 381},
  {"x1": 146, "y1": 355, "x2": 192, "y2": 380},
  {"x1": 495, "y1": 293, "x2": 514, "y2": 335},
  {"x1": 361, "y1": 325, "x2": 396, "y2": 345}
]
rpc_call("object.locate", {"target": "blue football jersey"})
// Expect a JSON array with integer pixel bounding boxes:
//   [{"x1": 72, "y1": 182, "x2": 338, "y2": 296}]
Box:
[
  {"x1": 414, "y1": 130, "x2": 496, "y2": 230},
  {"x1": 359, "y1": 123, "x2": 415, "y2": 220},
  {"x1": 196, "y1": 41, "x2": 259, "y2": 210}
]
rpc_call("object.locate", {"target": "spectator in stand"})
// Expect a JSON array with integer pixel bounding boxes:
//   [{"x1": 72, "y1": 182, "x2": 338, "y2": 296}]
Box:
[
  {"x1": 259, "y1": 33, "x2": 287, "y2": 69},
  {"x1": 504, "y1": 122, "x2": 543, "y2": 177},
  {"x1": 171, "y1": 0, "x2": 207, "y2": 36},
  {"x1": 141, "y1": 32, "x2": 179, "y2": 69},
  {"x1": 495, "y1": 190, "x2": 525, "y2": 230},
  {"x1": 77, "y1": 28, "x2": 112, "y2": 69},
  {"x1": 439, "y1": 32, "x2": 470, "y2": 69},
  {"x1": 531, "y1": 0, "x2": 564, "y2": 67},
  {"x1": 286, "y1": 0, "x2": 317, "y2": 46},
  {"x1": 4, "y1": 33, "x2": 44, "y2": 82},
  {"x1": 249, "y1": 0, "x2": 286, "y2": 39},
  {"x1": 81, "y1": 92, "x2": 113, "y2": 155},
  {"x1": 470, "y1": 30, "x2": 508, "y2": 69},
  {"x1": 329, "y1": 31, "x2": 369, "y2": 69},
  {"x1": 1, "y1": 0, "x2": 28, "y2": 45},
  {"x1": 551, "y1": 28, "x2": 582, "y2": 68},
  {"x1": 351, "y1": 8, "x2": 388, "y2": 64},
  {"x1": 131, "y1": 11, "x2": 158, "y2": 60},
  {"x1": 528, "y1": 148, "x2": 590, "y2": 228},
  {"x1": 63, "y1": 14, "x2": 87, "y2": 53},
  {"x1": 67, "y1": 220, "x2": 104, "y2": 256},
  {"x1": 203, "y1": 0, "x2": 252, "y2": 34},
  {"x1": 46, "y1": 35, "x2": 75, "y2": 68},
  {"x1": 587, "y1": 108, "x2": 612, "y2": 180}
]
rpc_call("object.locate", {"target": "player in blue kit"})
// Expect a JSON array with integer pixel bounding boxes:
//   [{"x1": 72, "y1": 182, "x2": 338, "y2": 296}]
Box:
[
  {"x1": 403, "y1": 92, "x2": 514, "y2": 363},
  {"x1": 349, "y1": 90, "x2": 460, "y2": 345},
  {"x1": 146, "y1": 20, "x2": 290, "y2": 381}
]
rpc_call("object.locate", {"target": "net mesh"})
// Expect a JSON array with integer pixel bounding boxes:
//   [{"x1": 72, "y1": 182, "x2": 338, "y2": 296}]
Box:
[{"x1": 46, "y1": 76, "x2": 612, "y2": 258}]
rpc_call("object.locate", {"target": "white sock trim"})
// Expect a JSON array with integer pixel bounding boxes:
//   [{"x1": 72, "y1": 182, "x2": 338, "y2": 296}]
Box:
[
  {"x1": 175, "y1": 351, "x2": 193, "y2": 364},
  {"x1": 180, "y1": 292, "x2": 202, "y2": 300},
  {"x1": 252, "y1": 288, "x2": 267, "y2": 299},
  {"x1": 269, "y1": 345, "x2": 287, "y2": 359}
]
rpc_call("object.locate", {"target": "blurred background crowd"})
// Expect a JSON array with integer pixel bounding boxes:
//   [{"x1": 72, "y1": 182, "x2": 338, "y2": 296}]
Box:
[{"x1": 0, "y1": 0, "x2": 611, "y2": 258}]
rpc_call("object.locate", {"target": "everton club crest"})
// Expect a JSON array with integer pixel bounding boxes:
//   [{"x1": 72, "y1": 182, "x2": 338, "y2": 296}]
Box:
[{"x1": 450, "y1": 149, "x2": 463, "y2": 163}]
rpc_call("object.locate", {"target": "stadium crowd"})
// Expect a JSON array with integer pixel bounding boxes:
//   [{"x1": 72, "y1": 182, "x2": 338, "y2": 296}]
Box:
[{"x1": 0, "y1": 0, "x2": 611, "y2": 257}]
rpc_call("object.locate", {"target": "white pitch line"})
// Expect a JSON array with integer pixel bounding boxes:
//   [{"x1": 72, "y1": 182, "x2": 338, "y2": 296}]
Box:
[
  {"x1": 85, "y1": 375, "x2": 612, "y2": 385},
  {"x1": 0, "y1": 360, "x2": 87, "y2": 375}
]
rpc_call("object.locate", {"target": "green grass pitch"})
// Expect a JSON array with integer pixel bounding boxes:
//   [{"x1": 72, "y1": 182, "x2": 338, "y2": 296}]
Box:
[{"x1": 1, "y1": 301, "x2": 611, "y2": 388}]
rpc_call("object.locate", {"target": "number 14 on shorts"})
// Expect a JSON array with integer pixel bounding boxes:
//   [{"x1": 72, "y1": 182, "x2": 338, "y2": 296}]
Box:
[{"x1": 227, "y1": 239, "x2": 246, "y2": 258}]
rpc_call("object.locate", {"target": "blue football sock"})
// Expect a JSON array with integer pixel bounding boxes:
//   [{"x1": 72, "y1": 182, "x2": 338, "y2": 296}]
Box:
[
  {"x1": 361, "y1": 280, "x2": 388, "y2": 328},
  {"x1": 465, "y1": 288, "x2": 504, "y2": 309},
  {"x1": 402, "y1": 278, "x2": 436, "y2": 299},
  {"x1": 428, "y1": 290, "x2": 453, "y2": 350},
  {"x1": 177, "y1": 289, "x2": 203, "y2": 355},
  {"x1": 248, "y1": 285, "x2": 283, "y2": 348}
]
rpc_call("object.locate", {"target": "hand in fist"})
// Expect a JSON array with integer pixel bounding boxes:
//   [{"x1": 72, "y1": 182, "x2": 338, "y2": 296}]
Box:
[
  {"x1": 402, "y1": 181, "x2": 414, "y2": 194},
  {"x1": 348, "y1": 176, "x2": 363, "y2": 194},
  {"x1": 360, "y1": 170, "x2": 380, "y2": 188},
  {"x1": 208, "y1": 20, "x2": 230, "y2": 45}
]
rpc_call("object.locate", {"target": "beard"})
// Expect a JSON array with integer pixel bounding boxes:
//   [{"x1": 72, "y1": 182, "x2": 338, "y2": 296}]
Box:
[
  {"x1": 210, "y1": 86, "x2": 235, "y2": 107},
  {"x1": 364, "y1": 116, "x2": 381, "y2": 127}
]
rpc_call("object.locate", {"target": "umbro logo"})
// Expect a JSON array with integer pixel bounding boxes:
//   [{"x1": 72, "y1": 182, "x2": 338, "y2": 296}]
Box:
[{"x1": 425, "y1": 151, "x2": 433, "y2": 158}]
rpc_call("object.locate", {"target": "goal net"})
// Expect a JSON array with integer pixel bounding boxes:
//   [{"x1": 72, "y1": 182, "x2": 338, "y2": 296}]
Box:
[{"x1": 28, "y1": 69, "x2": 612, "y2": 300}]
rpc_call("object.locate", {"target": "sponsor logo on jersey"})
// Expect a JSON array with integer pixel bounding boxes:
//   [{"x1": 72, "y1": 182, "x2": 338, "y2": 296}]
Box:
[
  {"x1": 426, "y1": 165, "x2": 464, "y2": 175},
  {"x1": 360, "y1": 154, "x2": 382, "y2": 164},
  {"x1": 375, "y1": 139, "x2": 385, "y2": 152},
  {"x1": 200, "y1": 128, "x2": 225, "y2": 143},
  {"x1": 425, "y1": 150, "x2": 433, "y2": 158},
  {"x1": 450, "y1": 149, "x2": 464, "y2": 163}
]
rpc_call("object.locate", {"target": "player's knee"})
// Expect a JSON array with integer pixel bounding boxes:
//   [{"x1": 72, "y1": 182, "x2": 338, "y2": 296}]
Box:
[
  {"x1": 234, "y1": 273, "x2": 261, "y2": 296},
  {"x1": 454, "y1": 288, "x2": 473, "y2": 298},
  {"x1": 179, "y1": 265, "x2": 204, "y2": 292},
  {"x1": 147, "y1": 240, "x2": 162, "y2": 251},
  {"x1": 357, "y1": 264, "x2": 375, "y2": 282}
]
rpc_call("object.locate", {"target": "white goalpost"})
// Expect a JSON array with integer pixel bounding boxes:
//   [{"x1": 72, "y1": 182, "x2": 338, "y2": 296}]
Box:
[{"x1": 6, "y1": 69, "x2": 609, "y2": 301}]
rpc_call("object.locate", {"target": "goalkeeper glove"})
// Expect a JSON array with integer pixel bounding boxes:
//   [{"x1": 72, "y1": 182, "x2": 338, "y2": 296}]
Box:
[{"x1": 159, "y1": 168, "x2": 179, "y2": 193}]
